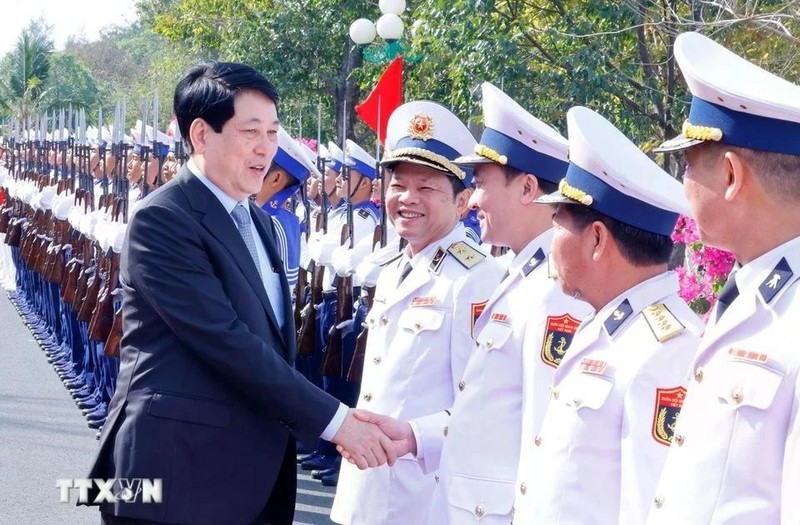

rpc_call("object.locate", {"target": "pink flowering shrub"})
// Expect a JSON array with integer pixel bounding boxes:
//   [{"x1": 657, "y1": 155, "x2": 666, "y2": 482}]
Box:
[
  {"x1": 297, "y1": 137, "x2": 318, "y2": 153},
  {"x1": 671, "y1": 215, "x2": 735, "y2": 316}
]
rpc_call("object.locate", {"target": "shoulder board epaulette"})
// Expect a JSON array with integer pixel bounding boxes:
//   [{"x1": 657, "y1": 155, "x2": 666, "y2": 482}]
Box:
[
  {"x1": 447, "y1": 241, "x2": 485, "y2": 270},
  {"x1": 642, "y1": 303, "x2": 685, "y2": 343}
]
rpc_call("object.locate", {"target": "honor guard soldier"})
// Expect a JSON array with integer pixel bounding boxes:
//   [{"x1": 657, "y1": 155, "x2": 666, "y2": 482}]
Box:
[
  {"x1": 254, "y1": 126, "x2": 318, "y2": 287},
  {"x1": 647, "y1": 32, "x2": 800, "y2": 525},
  {"x1": 518, "y1": 106, "x2": 703, "y2": 524},
  {"x1": 417, "y1": 82, "x2": 592, "y2": 525},
  {"x1": 301, "y1": 138, "x2": 379, "y2": 485},
  {"x1": 330, "y1": 101, "x2": 503, "y2": 525}
]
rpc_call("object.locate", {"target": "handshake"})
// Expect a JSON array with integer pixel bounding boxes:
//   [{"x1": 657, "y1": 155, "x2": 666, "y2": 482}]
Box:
[{"x1": 331, "y1": 409, "x2": 416, "y2": 470}]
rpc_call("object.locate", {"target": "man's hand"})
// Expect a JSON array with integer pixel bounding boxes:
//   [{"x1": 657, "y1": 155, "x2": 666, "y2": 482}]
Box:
[
  {"x1": 337, "y1": 410, "x2": 417, "y2": 465},
  {"x1": 331, "y1": 409, "x2": 397, "y2": 470}
]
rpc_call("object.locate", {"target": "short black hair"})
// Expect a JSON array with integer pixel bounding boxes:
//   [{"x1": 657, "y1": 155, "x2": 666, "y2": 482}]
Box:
[
  {"x1": 173, "y1": 62, "x2": 280, "y2": 153},
  {"x1": 563, "y1": 204, "x2": 674, "y2": 266},
  {"x1": 501, "y1": 165, "x2": 558, "y2": 195},
  {"x1": 448, "y1": 175, "x2": 467, "y2": 198}
]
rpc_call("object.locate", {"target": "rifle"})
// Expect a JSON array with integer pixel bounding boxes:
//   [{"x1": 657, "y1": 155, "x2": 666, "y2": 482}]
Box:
[
  {"x1": 296, "y1": 138, "x2": 328, "y2": 358},
  {"x1": 322, "y1": 123, "x2": 354, "y2": 378},
  {"x1": 296, "y1": 212, "x2": 323, "y2": 358},
  {"x1": 293, "y1": 184, "x2": 310, "y2": 335},
  {"x1": 321, "y1": 223, "x2": 352, "y2": 377},
  {"x1": 346, "y1": 222, "x2": 382, "y2": 382},
  {"x1": 89, "y1": 248, "x2": 119, "y2": 343},
  {"x1": 105, "y1": 304, "x2": 123, "y2": 358}
]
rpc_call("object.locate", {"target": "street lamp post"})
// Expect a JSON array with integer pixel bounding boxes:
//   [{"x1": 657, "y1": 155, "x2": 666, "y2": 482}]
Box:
[{"x1": 348, "y1": 0, "x2": 421, "y2": 64}]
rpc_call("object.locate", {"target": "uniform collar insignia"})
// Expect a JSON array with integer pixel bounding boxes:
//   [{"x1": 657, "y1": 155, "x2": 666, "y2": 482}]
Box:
[
  {"x1": 429, "y1": 246, "x2": 447, "y2": 274},
  {"x1": 604, "y1": 298, "x2": 633, "y2": 336},
  {"x1": 758, "y1": 257, "x2": 793, "y2": 304},
  {"x1": 521, "y1": 248, "x2": 546, "y2": 278}
]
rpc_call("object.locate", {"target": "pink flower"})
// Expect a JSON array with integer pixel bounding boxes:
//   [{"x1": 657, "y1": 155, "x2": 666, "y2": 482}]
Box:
[{"x1": 672, "y1": 215, "x2": 735, "y2": 317}]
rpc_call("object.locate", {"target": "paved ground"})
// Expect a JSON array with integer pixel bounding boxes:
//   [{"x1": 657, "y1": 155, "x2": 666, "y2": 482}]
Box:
[{"x1": 0, "y1": 290, "x2": 336, "y2": 525}]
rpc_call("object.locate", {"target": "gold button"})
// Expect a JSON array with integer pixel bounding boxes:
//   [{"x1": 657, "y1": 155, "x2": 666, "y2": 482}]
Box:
[
  {"x1": 534, "y1": 435, "x2": 542, "y2": 447},
  {"x1": 654, "y1": 496, "x2": 664, "y2": 509},
  {"x1": 443, "y1": 426, "x2": 449, "y2": 437},
  {"x1": 674, "y1": 434, "x2": 685, "y2": 446},
  {"x1": 551, "y1": 388, "x2": 560, "y2": 400},
  {"x1": 573, "y1": 398, "x2": 582, "y2": 407},
  {"x1": 373, "y1": 356, "x2": 382, "y2": 365},
  {"x1": 363, "y1": 393, "x2": 373, "y2": 402},
  {"x1": 731, "y1": 389, "x2": 743, "y2": 404},
  {"x1": 519, "y1": 482, "x2": 527, "y2": 495},
  {"x1": 694, "y1": 368, "x2": 704, "y2": 383},
  {"x1": 380, "y1": 316, "x2": 388, "y2": 326},
  {"x1": 485, "y1": 339, "x2": 493, "y2": 348},
  {"x1": 435, "y1": 474, "x2": 440, "y2": 483},
  {"x1": 458, "y1": 380, "x2": 466, "y2": 391},
  {"x1": 368, "y1": 317, "x2": 375, "y2": 325},
  {"x1": 414, "y1": 321, "x2": 421, "y2": 330},
  {"x1": 475, "y1": 505, "x2": 485, "y2": 518}
]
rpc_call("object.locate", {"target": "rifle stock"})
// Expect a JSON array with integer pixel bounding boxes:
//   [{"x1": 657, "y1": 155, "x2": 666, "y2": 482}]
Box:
[
  {"x1": 346, "y1": 223, "x2": 382, "y2": 382},
  {"x1": 321, "y1": 224, "x2": 353, "y2": 377},
  {"x1": 296, "y1": 260, "x2": 321, "y2": 358},
  {"x1": 89, "y1": 249, "x2": 118, "y2": 342},
  {"x1": 104, "y1": 307, "x2": 122, "y2": 358}
]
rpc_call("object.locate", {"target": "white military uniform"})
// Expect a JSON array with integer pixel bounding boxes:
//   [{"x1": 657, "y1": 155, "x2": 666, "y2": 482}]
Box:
[
  {"x1": 330, "y1": 223, "x2": 503, "y2": 524},
  {"x1": 645, "y1": 31, "x2": 800, "y2": 524},
  {"x1": 517, "y1": 105, "x2": 705, "y2": 524},
  {"x1": 426, "y1": 230, "x2": 590, "y2": 524},
  {"x1": 520, "y1": 272, "x2": 703, "y2": 524},
  {"x1": 647, "y1": 237, "x2": 800, "y2": 524},
  {"x1": 305, "y1": 201, "x2": 373, "y2": 289}
]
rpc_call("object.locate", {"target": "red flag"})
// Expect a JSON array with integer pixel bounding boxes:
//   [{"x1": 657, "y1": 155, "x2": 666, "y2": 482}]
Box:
[{"x1": 355, "y1": 56, "x2": 404, "y2": 144}]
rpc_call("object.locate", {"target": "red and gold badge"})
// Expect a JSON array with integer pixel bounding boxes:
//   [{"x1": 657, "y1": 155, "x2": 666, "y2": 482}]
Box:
[
  {"x1": 408, "y1": 113, "x2": 435, "y2": 140},
  {"x1": 471, "y1": 300, "x2": 488, "y2": 338},
  {"x1": 652, "y1": 386, "x2": 687, "y2": 446},
  {"x1": 541, "y1": 314, "x2": 580, "y2": 368}
]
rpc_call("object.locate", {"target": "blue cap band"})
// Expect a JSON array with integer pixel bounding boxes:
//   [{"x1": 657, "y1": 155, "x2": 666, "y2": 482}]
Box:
[
  {"x1": 689, "y1": 97, "x2": 800, "y2": 155},
  {"x1": 269, "y1": 184, "x2": 300, "y2": 208},
  {"x1": 480, "y1": 128, "x2": 569, "y2": 184},
  {"x1": 395, "y1": 137, "x2": 460, "y2": 161},
  {"x1": 565, "y1": 163, "x2": 679, "y2": 236},
  {"x1": 273, "y1": 147, "x2": 310, "y2": 182},
  {"x1": 156, "y1": 143, "x2": 170, "y2": 157},
  {"x1": 347, "y1": 156, "x2": 376, "y2": 180},
  {"x1": 326, "y1": 158, "x2": 342, "y2": 172}
]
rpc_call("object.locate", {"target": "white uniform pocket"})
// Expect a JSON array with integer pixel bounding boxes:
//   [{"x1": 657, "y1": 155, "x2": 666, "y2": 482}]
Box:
[
  {"x1": 712, "y1": 359, "x2": 783, "y2": 410},
  {"x1": 476, "y1": 321, "x2": 513, "y2": 351},
  {"x1": 398, "y1": 307, "x2": 446, "y2": 335},
  {"x1": 448, "y1": 474, "x2": 515, "y2": 520}
]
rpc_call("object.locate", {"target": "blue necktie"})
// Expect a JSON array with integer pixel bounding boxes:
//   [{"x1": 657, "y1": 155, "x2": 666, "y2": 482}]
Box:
[{"x1": 716, "y1": 275, "x2": 740, "y2": 322}]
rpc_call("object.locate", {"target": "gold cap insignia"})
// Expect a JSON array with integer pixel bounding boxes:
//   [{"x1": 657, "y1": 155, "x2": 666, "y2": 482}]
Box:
[
  {"x1": 682, "y1": 120, "x2": 723, "y2": 142},
  {"x1": 558, "y1": 178, "x2": 594, "y2": 206},
  {"x1": 408, "y1": 114, "x2": 435, "y2": 141}
]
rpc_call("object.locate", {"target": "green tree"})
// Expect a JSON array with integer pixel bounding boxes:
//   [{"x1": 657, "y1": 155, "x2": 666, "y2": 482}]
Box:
[
  {"x1": 41, "y1": 53, "x2": 100, "y2": 114},
  {"x1": 0, "y1": 18, "x2": 55, "y2": 127}
]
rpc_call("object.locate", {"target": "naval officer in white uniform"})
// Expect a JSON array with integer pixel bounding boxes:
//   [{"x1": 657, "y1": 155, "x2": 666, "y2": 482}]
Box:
[
  {"x1": 647, "y1": 31, "x2": 800, "y2": 525},
  {"x1": 517, "y1": 106, "x2": 704, "y2": 525}
]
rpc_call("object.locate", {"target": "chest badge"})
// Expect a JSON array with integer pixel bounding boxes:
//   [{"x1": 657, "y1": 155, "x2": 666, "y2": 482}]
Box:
[
  {"x1": 541, "y1": 314, "x2": 581, "y2": 368},
  {"x1": 652, "y1": 386, "x2": 687, "y2": 446}
]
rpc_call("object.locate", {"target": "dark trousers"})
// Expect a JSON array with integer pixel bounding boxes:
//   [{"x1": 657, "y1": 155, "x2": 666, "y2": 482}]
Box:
[{"x1": 101, "y1": 439, "x2": 297, "y2": 525}]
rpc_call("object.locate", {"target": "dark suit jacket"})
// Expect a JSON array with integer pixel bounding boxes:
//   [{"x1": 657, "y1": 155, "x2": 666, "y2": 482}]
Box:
[{"x1": 87, "y1": 166, "x2": 339, "y2": 524}]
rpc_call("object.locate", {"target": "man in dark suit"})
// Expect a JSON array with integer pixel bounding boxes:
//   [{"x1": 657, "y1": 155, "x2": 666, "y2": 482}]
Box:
[{"x1": 85, "y1": 62, "x2": 394, "y2": 525}]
